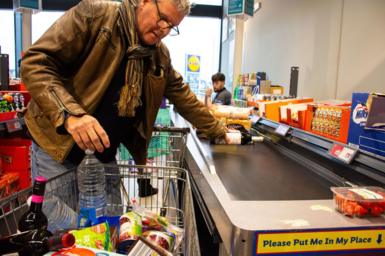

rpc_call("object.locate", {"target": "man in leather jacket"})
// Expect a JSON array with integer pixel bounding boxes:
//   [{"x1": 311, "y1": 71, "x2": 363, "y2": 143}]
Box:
[{"x1": 21, "y1": 0, "x2": 229, "y2": 198}]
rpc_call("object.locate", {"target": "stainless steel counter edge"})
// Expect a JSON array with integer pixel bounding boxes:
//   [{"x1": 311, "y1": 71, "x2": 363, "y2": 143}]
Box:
[{"x1": 170, "y1": 108, "x2": 385, "y2": 253}]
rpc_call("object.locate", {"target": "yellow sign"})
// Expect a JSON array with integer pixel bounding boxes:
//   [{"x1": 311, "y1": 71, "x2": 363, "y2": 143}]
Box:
[
  {"x1": 187, "y1": 55, "x2": 200, "y2": 73},
  {"x1": 255, "y1": 228, "x2": 385, "y2": 254}
]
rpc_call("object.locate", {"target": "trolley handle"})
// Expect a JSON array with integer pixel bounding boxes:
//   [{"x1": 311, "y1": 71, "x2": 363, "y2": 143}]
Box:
[{"x1": 153, "y1": 126, "x2": 190, "y2": 134}]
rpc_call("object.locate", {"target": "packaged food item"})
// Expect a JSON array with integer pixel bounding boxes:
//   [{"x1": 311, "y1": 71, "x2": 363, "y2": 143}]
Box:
[
  {"x1": 51, "y1": 247, "x2": 96, "y2": 256},
  {"x1": 98, "y1": 216, "x2": 120, "y2": 250},
  {"x1": 131, "y1": 199, "x2": 168, "y2": 231},
  {"x1": 211, "y1": 105, "x2": 251, "y2": 120},
  {"x1": 78, "y1": 208, "x2": 98, "y2": 228},
  {"x1": 117, "y1": 211, "x2": 142, "y2": 254},
  {"x1": 143, "y1": 230, "x2": 175, "y2": 251},
  {"x1": 331, "y1": 186, "x2": 385, "y2": 217},
  {"x1": 70, "y1": 222, "x2": 112, "y2": 251},
  {"x1": 165, "y1": 223, "x2": 184, "y2": 252}
]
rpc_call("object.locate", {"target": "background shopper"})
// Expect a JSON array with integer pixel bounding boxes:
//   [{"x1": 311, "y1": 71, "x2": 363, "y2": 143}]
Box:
[{"x1": 205, "y1": 72, "x2": 232, "y2": 109}]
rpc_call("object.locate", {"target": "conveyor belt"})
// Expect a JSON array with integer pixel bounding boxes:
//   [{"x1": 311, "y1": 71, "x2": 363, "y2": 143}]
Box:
[{"x1": 201, "y1": 141, "x2": 335, "y2": 201}]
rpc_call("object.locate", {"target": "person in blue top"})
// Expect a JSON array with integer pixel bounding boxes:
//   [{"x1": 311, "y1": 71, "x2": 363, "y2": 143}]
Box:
[{"x1": 205, "y1": 72, "x2": 232, "y2": 109}]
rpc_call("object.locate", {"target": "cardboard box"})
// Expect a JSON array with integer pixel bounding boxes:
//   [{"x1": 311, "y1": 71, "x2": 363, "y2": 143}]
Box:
[
  {"x1": 270, "y1": 85, "x2": 284, "y2": 95},
  {"x1": 306, "y1": 104, "x2": 351, "y2": 144},
  {"x1": 259, "y1": 98, "x2": 314, "y2": 122},
  {"x1": 348, "y1": 93, "x2": 385, "y2": 158},
  {"x1": 259, "y1": 80, "x2": 271, "y2": 94}
]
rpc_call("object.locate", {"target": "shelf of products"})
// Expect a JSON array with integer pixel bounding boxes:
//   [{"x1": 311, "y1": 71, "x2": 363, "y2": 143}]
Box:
[{"x1": 253, "y1": 116, "x2": 385, "y2": 185}]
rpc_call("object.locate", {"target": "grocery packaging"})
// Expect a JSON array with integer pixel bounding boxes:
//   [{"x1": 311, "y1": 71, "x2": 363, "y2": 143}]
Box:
[
  {"x1": 307, "y1": 103, "x2": 351, "y2": 143},
  {"x1": 117, "y1": 211, "x2": 142, "y2": 254},
  {"x1": 143, "y1": 230, "x2": 175, "y2": 251},
  {"x1": 348, "y1": 92, "x2": 385, "y2": 158},
  {"x1": 331, "y1": 186, "x2": 385, "y2": 217},
  {"x1": 211, "y1": 105, "x2": 251, "y2": 120},
  {"x1": 70, "y1": 222, "x2": 113, "y2": 251}
]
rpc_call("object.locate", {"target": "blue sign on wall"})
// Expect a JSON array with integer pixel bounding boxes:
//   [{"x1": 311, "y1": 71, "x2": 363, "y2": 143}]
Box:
[
  {"x1": 19, "y1": 0, "x2": 40, "y2": 9},
  {"x1": 228, "y1": 0, "x2": 243, "y2": 15},
  {"x1": 227, "y1": 0, "x2": 254, "y2": 17}
]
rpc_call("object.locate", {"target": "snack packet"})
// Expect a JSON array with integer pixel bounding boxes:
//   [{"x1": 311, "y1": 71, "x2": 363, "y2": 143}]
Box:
[
  {"x1": 70, "y1": 222, "x2": 112, "y2": 251},
  {"x1": 117, "y1": 211, "x2": 142, "y2": 254},
  {"x1": 166, "y1": 223, "x2": 184, "y2": 252},
  {"x1": 143, "y1": 230, "x2": 175, "y2": 251}
]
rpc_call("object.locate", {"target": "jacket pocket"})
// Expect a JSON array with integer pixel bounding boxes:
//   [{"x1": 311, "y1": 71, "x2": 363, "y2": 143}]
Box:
[
  {"x1": 147, "y1": 68, "x2": 166, "y2": 90},
  {"x1": 28, "y1": 100, "x2": 44, "y2": 118}
]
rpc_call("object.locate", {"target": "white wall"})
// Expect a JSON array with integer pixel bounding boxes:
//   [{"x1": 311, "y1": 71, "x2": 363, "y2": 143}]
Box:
[
  {"x1": 337, "y1": 0, "x2": 385, "y2": 99},
  {"x1": 241, "y1": 0, "x2": 385, "y2": 100}
]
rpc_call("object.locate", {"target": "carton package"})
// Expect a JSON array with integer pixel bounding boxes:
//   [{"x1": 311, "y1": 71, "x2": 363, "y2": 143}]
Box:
[
  {"x1": 211, "y1": 105, "x2": 251, "y2": 120},
  {"x1": 306, "y1": 102, "x2": 351, "y2": 144},
  {"x1": 348, "y1": 93, "x2": 385, "y2": 158},
  {"x1": 270, "y1": 85, "x2": 284, "y2": 95},
  {"x1": 280, "y1": 103, "x2": 309, "y2": 128},
  {"x1": 259, "y1": 80, "x2": 271, "y2": 94},
  {"x1": 259, "y1": 98, "x2": 313, "y2": 122}
]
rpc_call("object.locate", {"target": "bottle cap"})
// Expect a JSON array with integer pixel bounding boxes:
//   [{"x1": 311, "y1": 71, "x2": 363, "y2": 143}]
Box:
[
  {"x1": 35, "y1": 176, "x2": 48, "y2": 183},
  {"x1": 84, "y1": 149, "x2": 95, "y2": 155},
  {"x1": 48, "y1": 232, "x2": 76, "y2": 250},
  {"x1": 62, "y1": 233, "x2": 76, "y2": 248}
]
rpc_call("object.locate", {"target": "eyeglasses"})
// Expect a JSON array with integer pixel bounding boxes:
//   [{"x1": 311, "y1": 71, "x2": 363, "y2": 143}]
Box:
[{"x1": 154, "y1": 0, "x2": 180, "y2": 36}]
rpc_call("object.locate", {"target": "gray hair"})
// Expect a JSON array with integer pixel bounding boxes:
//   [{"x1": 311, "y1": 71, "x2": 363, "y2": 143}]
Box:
[
  {"x1": 166, "y1": 0, "x2": 191, "y2": 16},
  {"x1": 133, "y1": 0, "x2": 191, "y2": 17}
]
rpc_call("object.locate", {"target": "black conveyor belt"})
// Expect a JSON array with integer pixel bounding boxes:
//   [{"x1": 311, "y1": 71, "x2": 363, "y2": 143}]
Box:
[{"x1": 201, "y1": 141, "x2": 335, "y2": 201}]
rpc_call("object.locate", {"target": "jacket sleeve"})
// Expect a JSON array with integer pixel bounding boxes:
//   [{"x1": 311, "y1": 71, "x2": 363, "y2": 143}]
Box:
[
  {"x1": 20, "y1": 0, "x2": 93, "y2": 131},
  {"x1": 161, "y1": 48, "x2": 226, "y2": 139}
]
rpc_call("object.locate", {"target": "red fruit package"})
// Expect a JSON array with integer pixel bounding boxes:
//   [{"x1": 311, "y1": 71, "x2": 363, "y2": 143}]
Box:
[{"x1": 331, "y1": 186, "x2": 385, "y2": 217}]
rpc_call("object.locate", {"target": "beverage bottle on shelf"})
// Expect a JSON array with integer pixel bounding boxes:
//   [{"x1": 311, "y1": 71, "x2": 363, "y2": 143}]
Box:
[
  {"x1": 77, "y1": 149, "x2": 107, "y2": 217},
  {"x1": 0, "y1": 229, "x2": 75, "y2": 256},
  {"x1": 238, "y1": 86, "x2": 244, "y2": 100},
  {"x1": 233, "y1": 86, "x2": 239, "y2": 100},
  {"x1": 18, "y1": 176, "x2": 48, "y2": 232},
  {"x1": 42, "y1": 195, "x2": 79, "y2": 233}
]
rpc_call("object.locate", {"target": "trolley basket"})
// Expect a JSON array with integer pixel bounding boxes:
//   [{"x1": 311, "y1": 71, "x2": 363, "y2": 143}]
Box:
[{"x1": 0, "y1": 164, "x2": 196, "y2": 255}]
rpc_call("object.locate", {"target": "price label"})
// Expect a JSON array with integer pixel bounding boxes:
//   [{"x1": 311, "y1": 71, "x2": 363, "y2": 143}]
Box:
[
  {"x1": 250, "y1": 115, "x2": 261, "y2": 124},
  {"x1": 328, "y1": 143, "x2": 358, "y2": 164},
  {"x1": 275, "y1": 124, "x2": 290, "y2": 136},
  {"x1": 6, "y1": 119, "x2": 22, "y2": 132}
]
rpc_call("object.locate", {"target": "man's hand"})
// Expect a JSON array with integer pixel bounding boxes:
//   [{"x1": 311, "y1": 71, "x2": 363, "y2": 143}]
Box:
[
  {"x1": 205, "y1": 87, "x2": 213, "y2": 97},
  {"x1": 64, "y1": 114, "x2": 110, "y2": 152}
]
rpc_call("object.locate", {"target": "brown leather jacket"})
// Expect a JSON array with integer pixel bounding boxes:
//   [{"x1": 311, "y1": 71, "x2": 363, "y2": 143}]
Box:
[{"x1": 21, "y1": 0, "x2": 226, "y2": 163}]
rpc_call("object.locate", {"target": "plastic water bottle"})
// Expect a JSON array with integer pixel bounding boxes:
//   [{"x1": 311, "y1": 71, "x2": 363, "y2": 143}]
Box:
[
  {"x1": 77, "y1": 150, "x2": 107, "y2": 217},
  {"x1": 42, "y1": 195, "x2": 78, "y2": 233}
]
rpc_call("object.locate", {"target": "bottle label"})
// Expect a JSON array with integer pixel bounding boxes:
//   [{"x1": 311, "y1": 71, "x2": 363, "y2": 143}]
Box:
[
  {"x1": 31, "y1": 194, "x2": 44, "y2": 203},
  {"x1": 227, "y1": 132, "x2": 241, "y2": 144}
]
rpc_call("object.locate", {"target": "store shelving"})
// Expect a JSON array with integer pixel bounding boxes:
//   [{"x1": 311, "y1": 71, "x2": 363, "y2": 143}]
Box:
[{"x1": 252, "y1": 116, "x2": 385, "y2": 185}]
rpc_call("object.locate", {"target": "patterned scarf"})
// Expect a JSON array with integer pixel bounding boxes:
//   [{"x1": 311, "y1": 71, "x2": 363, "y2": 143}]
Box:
[{"x1": 118, "y1": 0, "x2": 156, "y2": 117}]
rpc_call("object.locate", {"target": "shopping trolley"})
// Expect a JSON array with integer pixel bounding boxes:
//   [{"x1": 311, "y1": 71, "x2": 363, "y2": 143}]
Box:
[
  {"x1": 0, "y1": 126, "x2": 199, "y2": 255},
  {"x1": 0, "y1": 164, "x2": 195, "y2": 255},
  {"x1": 119, "y1": 126, "x2": 190, "y2": 168}
]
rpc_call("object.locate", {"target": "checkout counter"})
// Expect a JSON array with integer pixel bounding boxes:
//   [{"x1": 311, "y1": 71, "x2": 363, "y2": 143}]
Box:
[{"x1": 171, "y1": 109, "x2": 385, "y2": 256}]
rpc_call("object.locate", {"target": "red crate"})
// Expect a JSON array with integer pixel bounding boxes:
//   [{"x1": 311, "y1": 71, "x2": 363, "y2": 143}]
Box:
[{"x1": 0, "y1": 138, "x2": 32, "y2": 189}]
